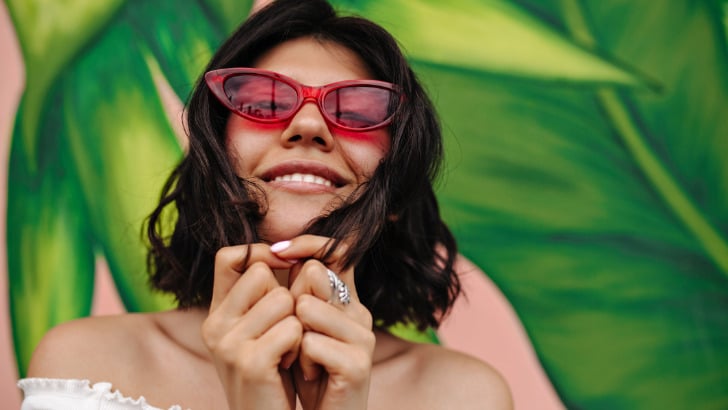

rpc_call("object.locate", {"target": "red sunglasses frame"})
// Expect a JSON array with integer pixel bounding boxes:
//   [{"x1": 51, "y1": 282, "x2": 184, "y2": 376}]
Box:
[{"x1": 204, "y1": 68, "x2": 403, "y2": 132}]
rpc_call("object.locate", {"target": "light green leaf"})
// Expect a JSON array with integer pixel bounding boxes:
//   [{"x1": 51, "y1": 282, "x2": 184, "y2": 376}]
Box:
[
  {"x1": 61, "y1": 37, "x2": 179, "y2": 311},
  {"x1": 332, "y1": 0, "x2": 651, "y2": 87},
  {"x1": 4, "y1": 0, "x2": 125, "y2": 172},
  {"x1": 387, "y1": 322, "x2": 439, "y2": 344}
]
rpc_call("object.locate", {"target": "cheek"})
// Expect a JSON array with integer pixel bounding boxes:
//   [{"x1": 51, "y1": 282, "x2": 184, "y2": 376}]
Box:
[
  {"x1": 225, "y1": 117, "x2": 281, "y2": 172},
  {"x1": 338, "y1": 130, "x2": 390, "y2": 176},
  {"x1": 335, "y1": 128, "x2": 390, "y2": 151}
]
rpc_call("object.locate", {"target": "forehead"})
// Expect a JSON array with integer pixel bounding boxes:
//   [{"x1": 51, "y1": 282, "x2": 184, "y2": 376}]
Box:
[{"x1": 252, "y1": 36, "x2": 374, "y2": 86}]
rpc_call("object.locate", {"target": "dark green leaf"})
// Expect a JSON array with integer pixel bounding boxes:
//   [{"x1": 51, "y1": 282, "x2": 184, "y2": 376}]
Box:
[
  {"x1": 197, "y1": 0, "x2": 254, "y2": 34},
  {"x1": 420, "y1": 0, "x2": 728, "y2": 408}
]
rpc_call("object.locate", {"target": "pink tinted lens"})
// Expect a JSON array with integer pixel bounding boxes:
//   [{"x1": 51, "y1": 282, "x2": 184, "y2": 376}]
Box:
[
  {"x1": 322, "y1": 85, "x2": 396, "y2": 129},
  {"x1": 223, "y1": 74, "x2": 298, "y2": 120},
  {"x1": 222, "y1": 73, "x2": 397, "y2": 129}
]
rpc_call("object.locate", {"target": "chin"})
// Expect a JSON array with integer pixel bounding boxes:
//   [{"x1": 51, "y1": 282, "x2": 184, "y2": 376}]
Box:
[
  {"x1": 257, "y1": 193, "x2": 340, "y2": 242},
  {"x1": 257, "y1": 209, "x2": 323, "y2": 243}
]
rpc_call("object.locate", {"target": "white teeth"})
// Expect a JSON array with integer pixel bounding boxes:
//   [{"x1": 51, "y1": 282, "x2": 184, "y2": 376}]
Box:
[{"x1": 273, "y1": 173, "x2": 333, "y2": 187}]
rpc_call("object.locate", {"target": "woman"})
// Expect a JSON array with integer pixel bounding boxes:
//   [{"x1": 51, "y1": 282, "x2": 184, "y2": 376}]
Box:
[{"x1": 19, "y1": 0, "x2": 512, "y2": 408}]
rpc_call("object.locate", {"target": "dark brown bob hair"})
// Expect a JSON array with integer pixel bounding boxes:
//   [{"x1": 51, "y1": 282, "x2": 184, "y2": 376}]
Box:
[{"x1": 147, "y1": 0, "x2": 460, "y2": 330}]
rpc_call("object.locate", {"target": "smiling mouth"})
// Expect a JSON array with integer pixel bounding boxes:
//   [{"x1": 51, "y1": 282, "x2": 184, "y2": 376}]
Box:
[{"x1": 273, "y1": 173, "x2": 334, "y2": 187}]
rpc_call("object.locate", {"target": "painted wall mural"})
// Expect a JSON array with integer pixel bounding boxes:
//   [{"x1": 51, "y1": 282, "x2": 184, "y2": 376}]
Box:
[{"x1": 2, "y1": 0, "x2": 727, "y2": 408}]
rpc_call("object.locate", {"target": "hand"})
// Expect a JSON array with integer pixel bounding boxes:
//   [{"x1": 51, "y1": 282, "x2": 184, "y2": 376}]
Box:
[
  {"x1": 202, "y1": 244, "x2": 300, "y2": 410},
  {"x1": 271, "y1": 235, "x2": 376, "y2": 410}
]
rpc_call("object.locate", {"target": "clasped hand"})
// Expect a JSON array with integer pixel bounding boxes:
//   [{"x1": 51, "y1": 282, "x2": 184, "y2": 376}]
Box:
[{"x1": 201, "y1": 235, "x2": 375, "y2": 410}]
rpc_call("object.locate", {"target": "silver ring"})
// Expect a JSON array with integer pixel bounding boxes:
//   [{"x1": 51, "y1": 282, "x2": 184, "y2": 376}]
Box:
[{"x1": 326, "y1": 269, "x2": 351, "y2": 305}]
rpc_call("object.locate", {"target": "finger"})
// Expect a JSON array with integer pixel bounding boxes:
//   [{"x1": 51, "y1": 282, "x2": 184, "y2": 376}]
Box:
[
  {"x1": 212, "y1": 262, "x2": 280, "y2": 318},
  {"x1": 289, "y1": 260, "x2": 360, "y2": 307},
  {"x1": 288, "y1": 260, "x2": 340, "y2": 303},
  {"x1": 291, "y1": 360, "x2": 327, "y2": 406},
  {"x1": 212, "y1": 314, "x2": 302, "y2": 373},
  {"x1": 297, "y1": 339, "x2": 324, "y2": 382},
  {"x1": 295, "y1": 294, "x2": 373, "y2": 342},
  {"x1": 293, "y1": 294, "x2": 373, "y2": 383},
  {"x1": 202, "y1": 264, "x2": 283, "y2": 347},
  {"x1": 276, "y1": 238, "x2": 358, "y2": 301},
  {"x1": 269, "y1": 235, "x2": 350, "y2": 270},
  {"x1": 211, "y1": 244, "x2": 294, "y2": 311},
  {"x1": 256, "y1": 315, "x2": 303, "y2": 370},
  {"x1": 228, "y1": 286, "x2": 296, "y2": 341},
  {"x1": 299, "y1": 331, "x2": 374, "y2": 384}
]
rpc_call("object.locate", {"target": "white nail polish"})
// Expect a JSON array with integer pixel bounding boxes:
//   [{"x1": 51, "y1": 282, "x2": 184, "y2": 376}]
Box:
[{"x1": 270, "y1": 240, "x2": 291, "y2": 252}]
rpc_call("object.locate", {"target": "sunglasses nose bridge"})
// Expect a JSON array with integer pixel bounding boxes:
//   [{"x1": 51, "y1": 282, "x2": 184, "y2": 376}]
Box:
[
  {"x1": 299, "y1": 85, "x2": 324, "y2": 104},
  {"x1": 295, "y1": 85, "x2": 328, "y2": 120}
]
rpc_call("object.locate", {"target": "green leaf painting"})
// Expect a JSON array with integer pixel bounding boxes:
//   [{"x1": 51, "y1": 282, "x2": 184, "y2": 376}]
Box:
[
  {"x1": 341, "y1": 0, "x2": 728, "y2": 408},
  {"x1": 5, "y1": 0, "x2": 727, "y2": 408},
  {"x1": 5, "y1": 0, "x2": 254, "y2": 375}
]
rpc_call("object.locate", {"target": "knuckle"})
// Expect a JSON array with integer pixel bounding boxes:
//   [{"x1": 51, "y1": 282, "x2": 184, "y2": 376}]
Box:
[
  {"x1": 281, "y1": 315, "x2": 303, "y2": 338},
  {"x1": 298, "y1": 261, "x2": 326, "y2": 284},
  {"x1": 208, "y1": 335, "x2": 239, "y2": 363},
  {"x1": 200, "y1": 317, "x2": 223, "y2": 349},
  {"x1": 245, "y1": 262, "x2": 274, "y2": 282},
  {"x1": 269, "y1": 287, "x2": 295, "y2": 312},
  {"x1": 355, "y1": 305, "x2": 374, "y2": 329},
  {"x1": 295, "y1": 294, "x2": 316, "y2": 316},
  {"x1": 361, "y1": 330, "x2": 376, "y2": 352},
  {"x1": 213, "y1": 247, "x2": 233, "y2": 270},
  {"x1": 300, "y1": 330, "x2": 318, "y2": 351},
  {"x1": 247, "y1": 260, "x2": 269, "y2": 273},
  {"x1": 270, "y1": 285, "x2": 292, "y2": 299},
  {"x1": 300, "y1": 259, "x2": 324, "y2": 273}
]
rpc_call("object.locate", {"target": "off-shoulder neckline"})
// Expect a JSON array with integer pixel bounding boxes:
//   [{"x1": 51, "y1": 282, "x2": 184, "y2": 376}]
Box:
[{"x1": 18, "y1": 377, "x2": 186, "y2": 410}]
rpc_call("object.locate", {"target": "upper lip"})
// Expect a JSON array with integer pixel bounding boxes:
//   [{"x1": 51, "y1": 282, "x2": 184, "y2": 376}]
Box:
[{"x1": 259, "y1": 160, "x2": 348, "y2": 187}]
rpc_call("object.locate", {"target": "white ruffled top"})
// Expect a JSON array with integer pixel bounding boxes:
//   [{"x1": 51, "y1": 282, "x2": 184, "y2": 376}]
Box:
[{"x1": 18, "y1": 378, "x2": 185, "y2": 410}]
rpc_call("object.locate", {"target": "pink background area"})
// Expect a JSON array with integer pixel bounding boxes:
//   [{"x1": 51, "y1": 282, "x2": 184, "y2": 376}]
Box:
[
  {"x1": 1, "y1": 3, "x2": 24, "y2": 407},
  {"x1": 0, "y1": 2, "x2": 562, "y2": 408}
]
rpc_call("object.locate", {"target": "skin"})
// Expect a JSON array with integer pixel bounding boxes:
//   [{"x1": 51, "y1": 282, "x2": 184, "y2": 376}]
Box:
[
  {"x1": 228, "y1": 37, "x2": 390, "y2": 243},
  {"x1": 25, "y1": 37, "x2": 513, "y2": 409}
]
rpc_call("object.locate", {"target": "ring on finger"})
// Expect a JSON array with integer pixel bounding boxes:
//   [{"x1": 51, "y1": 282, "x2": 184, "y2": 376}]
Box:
[{"x1": 326, "y1": 269, "x2": 351, "y2": 305}]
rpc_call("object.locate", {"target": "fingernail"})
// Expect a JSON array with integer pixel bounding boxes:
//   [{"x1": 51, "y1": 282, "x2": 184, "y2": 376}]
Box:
[
  {"x1": 270, "y1": 241, "x2": 291, "y2": 253},
  {"x1": 286, "y1": 259, "x2": 299, "y2": 264}
]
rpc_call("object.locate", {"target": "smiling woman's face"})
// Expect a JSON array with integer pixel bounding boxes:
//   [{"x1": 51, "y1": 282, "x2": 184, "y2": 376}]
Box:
[{"x1": 225, "y1": 36, "x2": 391, "y2": 243}]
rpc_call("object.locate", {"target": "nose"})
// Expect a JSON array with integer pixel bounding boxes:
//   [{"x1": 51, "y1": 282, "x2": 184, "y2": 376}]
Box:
[{"x1": 279, "y1": 101, "x2": 334, "y2": 151}]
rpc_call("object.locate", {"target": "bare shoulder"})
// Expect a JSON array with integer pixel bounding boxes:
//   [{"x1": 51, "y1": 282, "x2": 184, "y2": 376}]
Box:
[
  {"x1": 409, "y1": 343, "x2": 513, "y2": 410},
  {"x1": 27, "y1": 313, "x2": 159, "y2": 380},
  {"x1": 26, "y1": 309, "x2": 222, "y2": 409}
]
